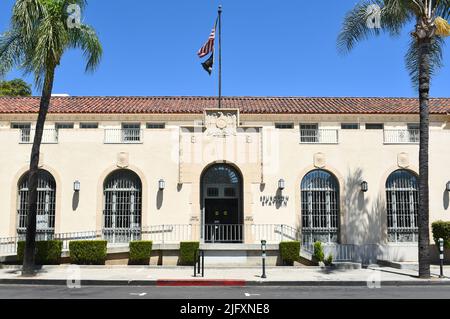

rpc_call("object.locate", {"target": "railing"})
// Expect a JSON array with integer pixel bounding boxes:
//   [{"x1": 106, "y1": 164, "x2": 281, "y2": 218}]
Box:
[
  {"x1": 204, "y1": 224, "x2": 243, "y2": 243},
  {"x1": 104, "y1": 129, "x2": 143, "y2": 144},
  {"x1": 384, "y1": 129, "x2": 420, "y2": 144},
  {"x1": 300, "y1": 129, "x2": 339, "y2": 144},
  {"x1": 18, "y1": 129, "x2": 58, "y2": 144},
  {"x1": 103, "y1": 225, "x2": 195, "y2": 244},
  {"x1": 251, "y1": 224, "x2": 300, "y2": 243}
]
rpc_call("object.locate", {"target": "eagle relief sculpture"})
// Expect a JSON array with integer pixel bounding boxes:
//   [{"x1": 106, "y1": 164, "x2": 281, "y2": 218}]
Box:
[{"x1": 205, "y1": 110, "x2": 238, "y2": 137}]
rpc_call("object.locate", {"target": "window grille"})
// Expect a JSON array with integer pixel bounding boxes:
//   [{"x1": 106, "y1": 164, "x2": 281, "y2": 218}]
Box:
[
  {"x1": 80, "y1": 122, "x2": 99, "y2": 129},
  {"x1": 17, "y1": 170, "x2": 56, "y2": 239},
  {"x1": 386, "y1": 170, "x2": 418, "y2": 242},
  {"x1": 275, "y1": 123, "x2": 294, "y2": 129},
  {"x1": 146, "y1": 123, "x2": 166, "y2": 129},
  {"x1": 300, "y1": 124, "x2": 319, "y2": 143},
  {"x1": 121, "y1": 123, "x2": 141, "y2": 143},
  {"x1": 103, "y1": 170, "x2": 142, "y2": 243},
  {"x1": 301, "y1": 169, "x2": 339, "y2": 245}
]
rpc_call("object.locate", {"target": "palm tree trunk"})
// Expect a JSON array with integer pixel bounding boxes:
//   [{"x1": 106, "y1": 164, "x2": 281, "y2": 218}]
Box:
[
  {"x1": 22, "y1": 67, "x2": 55, "y2": 276},
  {"x1": 417, "y1": 36, "x2": 431, "y2": 279}
]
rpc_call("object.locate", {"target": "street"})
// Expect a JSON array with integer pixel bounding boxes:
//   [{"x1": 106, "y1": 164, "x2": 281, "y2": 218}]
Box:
[{"x1": 0, "y1": 284, "x2": 450, "y2": 299}]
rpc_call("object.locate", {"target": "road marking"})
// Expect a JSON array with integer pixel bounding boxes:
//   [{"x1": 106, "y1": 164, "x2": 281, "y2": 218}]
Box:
[
  {"x1": 244, "y1": 293, "x2": 261, "y2": 297},
  {"x1": 129, "y1": 293, "x2": 147, "y2": 297}
]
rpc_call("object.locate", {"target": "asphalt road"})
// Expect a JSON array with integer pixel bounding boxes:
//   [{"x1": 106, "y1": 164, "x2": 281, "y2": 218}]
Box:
[{"x1": 0, "y1": 284, "x2": 450, "y2": 299}]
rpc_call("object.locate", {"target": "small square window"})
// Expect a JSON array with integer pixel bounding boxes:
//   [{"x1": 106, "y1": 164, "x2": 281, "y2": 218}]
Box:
[
  {"x1": 11, "y1": 123, "x2": 31, "y2": 130},
  {"x1": 122, "y1": 123, "x2": 141, "y2": 129},
  {"x1": 146, "y1": 123, "x2": 165, "y2": 129},
  {"x1": 365, "y1": 123, "x2": 384, "y2": 130},
  {"x1": 275, "y1": 123, "x2": 294, "y2": 129},
  {"x1": 80, "y1": 122, "x2": 98, "y2": 129},
  {"x1": 341, "y1": 123, "x2": 360, "y2": 130},
  {"x1": 224, "y1": 188, "x2": 236, "y2": 197},
  {"x1": 55, "y1": 123, "x2": 74, "y2": 129}
]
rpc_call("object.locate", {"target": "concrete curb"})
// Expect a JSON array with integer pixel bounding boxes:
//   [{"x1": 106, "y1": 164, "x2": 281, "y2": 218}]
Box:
[{"x1": 1, "y1": 278, "x2": 450, "y2": 287}]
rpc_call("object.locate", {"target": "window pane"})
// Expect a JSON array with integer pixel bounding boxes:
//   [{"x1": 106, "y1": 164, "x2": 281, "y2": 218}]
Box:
[
  {"x1": 80, "y1": 123, "x2": 99, "y2": 129},
  {"x1": 146, "y1": 123, "x2": 165, "y2": 129},
  {"x1": 365, "y1": 123, "x2": 384, "y2": 130},
  {"x1": 341, "y1": 123, "x2": 359, "y2": 130},
  {"x1": 275, "y1": 123, "x2": 294, "y2": 129},
  {"x1": 55, "y1": 123, "x2": 74, "y2": 129}
]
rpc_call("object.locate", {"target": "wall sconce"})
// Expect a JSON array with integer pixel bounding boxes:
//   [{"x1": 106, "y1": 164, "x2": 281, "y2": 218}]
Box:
[
  {"x1": 73, "y1": 180, "x2": 81, "y2": 192},
  {"x1": 278, "y1": 179, "x2": 285, "y2": 191},
  {"x1": 159, "y1": 179, "x2": 165, "y2": 191},
  {"x1": 446, "y1": 181, "x2": 450, "y2": 192},
  {"x1": 361, "y1": 181, "x2": 368, "y2": 193}
]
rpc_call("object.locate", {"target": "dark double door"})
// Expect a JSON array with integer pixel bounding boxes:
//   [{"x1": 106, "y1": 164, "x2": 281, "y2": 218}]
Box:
[{"x1": 204, "y1": 198, "x2": 242, "y2": 243}]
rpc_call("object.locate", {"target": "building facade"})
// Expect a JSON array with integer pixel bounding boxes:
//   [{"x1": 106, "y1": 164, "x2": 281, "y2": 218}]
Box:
[{"x1": 0, "y1": 96, "x2": 449, "y2": 262}]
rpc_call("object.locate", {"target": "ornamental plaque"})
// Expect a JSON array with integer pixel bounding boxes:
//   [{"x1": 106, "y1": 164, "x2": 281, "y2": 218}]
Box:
[{"x1": 204, "y1": 109, "x2": 239, "y2": 137}]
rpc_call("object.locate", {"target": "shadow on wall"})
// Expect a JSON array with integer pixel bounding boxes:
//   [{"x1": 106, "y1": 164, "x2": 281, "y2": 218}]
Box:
[
  {"x1": 443, "y1": 190, "x2": 449, "y2": 210},
  {"x1": 156, "y1": 190, "x2": 163, "y2": 210},
  {"x1": 72, "y1": 192, "x2": 79, "y2": 211},
  {"x1": 344, "y1": 168, "x2": 385, "y2": 264}
]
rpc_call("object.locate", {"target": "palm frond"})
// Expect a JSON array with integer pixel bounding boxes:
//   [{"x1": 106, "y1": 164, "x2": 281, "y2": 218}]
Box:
[
  {"x1": 405, "y1": 35, "x2": 445, "y2": 87},
  {"x1": 434, "y1": 0, "x2": 450, "y2": 19},
  {"x1": 0, "y1": 30, "x2": 24, "y2": 78},
  {"x1": 337, "y1": 0, "x2": 414, "y2": 53},
  {"x1": 68, "y1": 24, "x2": 103, "y2": 72}
]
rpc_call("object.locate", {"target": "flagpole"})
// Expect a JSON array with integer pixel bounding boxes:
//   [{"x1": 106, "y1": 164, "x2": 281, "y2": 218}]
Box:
[{"x1": 218, "y1": 5, "x2": 222, "y2": 109}]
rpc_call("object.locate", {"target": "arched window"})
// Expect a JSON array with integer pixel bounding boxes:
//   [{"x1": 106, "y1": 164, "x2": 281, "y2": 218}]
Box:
[
  {"x1": 301, "y1": 169, "x2": 340, "y2": 245},
  {"x1": 386, "y1": 170, "x2": 418, "y2": 242},
  {"x1": 103, "y1": 169, "x2": 142, "y2": 243},
  {"x1": 17, "y1": 170, "x2": 56, "y2": 239}
]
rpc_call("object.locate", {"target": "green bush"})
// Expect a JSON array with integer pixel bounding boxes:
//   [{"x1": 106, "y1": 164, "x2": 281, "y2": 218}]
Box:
[
  {"x1": 313, "y1": 241, "x2": 325, "y2": 263},
  {"x1": 324, "y1": 254, "x2": 333, "y2": 266},
  {"x1": 279, "y1": 241, "x2": 300, "y2": 265},
  {"x1": 129, "y1": 241, "x2": 153, "y2": 265},
  {"x1": 17, "y1": 240, "x2": 62, "y2": 265},
  {"x1": 69, "y1": 240, "x2": 107, "y2": 265},
  {"x1": 432, "y1": 221, "x2": 450, "y2": 249},
  {"x1": 179, "y1": 241, "x2": 200, "y2": 266}
]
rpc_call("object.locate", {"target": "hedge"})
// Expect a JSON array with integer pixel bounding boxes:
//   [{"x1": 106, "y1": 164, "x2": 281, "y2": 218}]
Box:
[
  {"x1": 432, "y1": 221, "x2": 450, "y2": 249},
  {"x1": 313, "y1": 241, "x2": 325, "y2": 263},
  {"x1": 69, "y1": 240, "x2": 107, "y2": 265},
  {"x1": 129, "y1": 241, "x2": 153, "y2": 265},
  {"x1": 17, "y1": 240, "x2": 62, "y2": 265},
  {"x1": 179, "y1": 241, "x2": 200, "y2": 266},
  {"x1": 279, "y1": 241, "x2": 300, "y2": 266}
]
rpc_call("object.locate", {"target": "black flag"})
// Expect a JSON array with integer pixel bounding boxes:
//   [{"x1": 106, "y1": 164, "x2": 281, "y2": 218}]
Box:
[{"x1": 201, "y1": 53, "x2": 214, "y2": 75}]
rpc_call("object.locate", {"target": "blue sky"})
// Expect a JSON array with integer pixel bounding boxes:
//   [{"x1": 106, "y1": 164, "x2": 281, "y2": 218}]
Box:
[{"x1": 0, "y1": 0, "x2": 449, "y2": 97}]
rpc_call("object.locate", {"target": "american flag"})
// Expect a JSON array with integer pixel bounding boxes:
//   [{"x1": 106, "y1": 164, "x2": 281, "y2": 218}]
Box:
[{"x1": 197, "y1": 26, "x2": 216, "y2": 58}]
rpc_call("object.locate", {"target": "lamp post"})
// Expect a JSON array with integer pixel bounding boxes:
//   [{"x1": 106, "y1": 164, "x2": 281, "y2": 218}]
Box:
[
  {"x1": 439, "y1": 238, "x2": 445, "y2": 278},
  {"x1": 261, "y1": 240, "x2": 267, "y2": 279}
]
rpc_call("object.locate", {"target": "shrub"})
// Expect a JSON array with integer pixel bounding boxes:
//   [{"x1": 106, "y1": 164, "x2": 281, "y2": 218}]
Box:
[
  {"x1": 69, "y1": 240, "x2": 107, "y2": 265},
  {"x1": 432, "y1": 221, "x2": 450, "y2": 249},
  {"x1": 129, "y1": 241, "x2": 153, "y2": 265},
  {"x1": 17, "y1": 240, "x2": 62, "y2": 265},
  {"x1": 179, "y1": 241, "x2": 200, "y2": 266},
  {"x1": 313, "y1": 241, "x2": 325, "y2": 263},
  {"x1": 279, "y1": 241, "x2": 300, "y2": 266},
  {"x1": 324, "y1": 254, "x2": 333, "y2": 266}
]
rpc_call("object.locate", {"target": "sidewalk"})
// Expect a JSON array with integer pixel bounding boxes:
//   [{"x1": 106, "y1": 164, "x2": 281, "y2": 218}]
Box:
[{"x1": 0, "y1": 265, "x2": 449, "y2": 286}]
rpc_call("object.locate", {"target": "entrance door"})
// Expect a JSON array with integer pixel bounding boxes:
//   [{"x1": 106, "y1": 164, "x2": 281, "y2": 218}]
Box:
[
  {"x1": 201, "y1": 164, "x2": 243, "y2": 243},
  {"x1": 205, "y1": 198, "x2": 241, "y2": 243}
]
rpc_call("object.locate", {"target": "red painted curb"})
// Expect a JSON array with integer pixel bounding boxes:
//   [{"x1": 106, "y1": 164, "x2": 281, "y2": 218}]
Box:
[{"x1": 156, "y1": 279, "x2": 246, "y2": 287}]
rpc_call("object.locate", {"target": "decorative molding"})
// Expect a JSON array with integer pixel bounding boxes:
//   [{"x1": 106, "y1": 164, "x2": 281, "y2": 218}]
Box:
[
  {"x1": 117, "y1": 152, "x2": 129, "y2": 168},
  {"x1": 397, "y1": 152, "x2": 410, "y2": 168},
  {"x1": 314, "y1": 152, "x2": 326, "y2": 168},
  {"x1": 204, "y1": 109, "x2": 239, "y2": 137}
]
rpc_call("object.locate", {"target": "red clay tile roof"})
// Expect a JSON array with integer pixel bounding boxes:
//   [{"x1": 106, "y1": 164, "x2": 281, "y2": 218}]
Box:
[{"x1": 0, "y1": 96, "x2": 448, "y2": 115}]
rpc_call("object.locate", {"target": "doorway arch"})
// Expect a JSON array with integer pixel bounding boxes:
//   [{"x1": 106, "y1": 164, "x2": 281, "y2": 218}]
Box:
[{"x1": 200, "y1": 163, "x2": 244, "y2": 243}]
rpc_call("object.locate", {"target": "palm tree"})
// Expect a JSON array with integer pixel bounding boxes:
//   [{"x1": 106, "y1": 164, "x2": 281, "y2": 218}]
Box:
[
  {"x1": 338, "y1": 0, "x2": 449, "y2": 278},
  {"x1": 0, "y1": 0, "x2": 102, "y2": 275}
]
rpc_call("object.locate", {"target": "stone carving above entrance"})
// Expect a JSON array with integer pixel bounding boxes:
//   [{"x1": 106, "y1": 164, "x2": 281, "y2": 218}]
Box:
[{"x1": 204, "y1": 109, "x2": 239, "y2": 137}]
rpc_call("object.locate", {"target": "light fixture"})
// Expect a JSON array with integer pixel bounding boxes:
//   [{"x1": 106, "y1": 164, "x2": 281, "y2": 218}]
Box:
[
  {"x1": 278, "y1": 179, "x2": 285, "y2": 190},
  {"x1": 73, "y1": 180, "x2": 81, "y2": 192},
  {"x1": 159, "y1": 179, "x2": 165, "y2": 191},
  {"x1": 446, "y1": 181, "x2": 450, "y2": 192},
  {"x1": 361, "y1": 181, "x2": 368, "y2": 193}
]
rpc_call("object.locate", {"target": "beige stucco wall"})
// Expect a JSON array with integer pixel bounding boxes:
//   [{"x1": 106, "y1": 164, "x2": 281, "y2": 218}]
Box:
[{"x1": 0, "y1": 112, "x2": 449, "y2": 248}]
